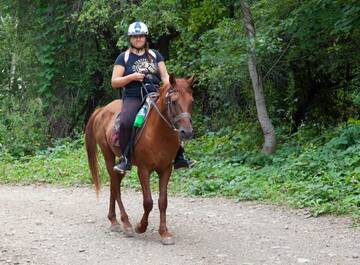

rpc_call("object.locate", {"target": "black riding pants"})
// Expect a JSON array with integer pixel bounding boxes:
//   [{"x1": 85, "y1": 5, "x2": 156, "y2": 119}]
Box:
[{"x1": 118, "y1": 97, "x2": 142, "y2": 155}]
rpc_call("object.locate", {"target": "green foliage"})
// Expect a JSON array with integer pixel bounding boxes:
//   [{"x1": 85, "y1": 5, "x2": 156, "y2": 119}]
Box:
[
  {"x1": 1, "y1": 122, "x2": 359, "y2": 221},
  {"x1": 175, "y1": 122, "x2": 360, "y2": 219},
  {"x1": 0, "y1": 96, "x2": 49, "y2": 157},
  {"x1": 0, "y1": 137, "x2": 92, "y2": 185},
  {"x1": 1, "y1": 0, "x2": 359, "y2": 135},
  {"x1": 252, "y1": 0, "x2": 360, "y2": 125}
]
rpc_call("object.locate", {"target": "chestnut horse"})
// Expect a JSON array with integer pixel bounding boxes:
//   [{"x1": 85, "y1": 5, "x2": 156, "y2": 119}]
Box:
[{"x1": 85, "y1": 76, "x2": 194, "y2": 245}]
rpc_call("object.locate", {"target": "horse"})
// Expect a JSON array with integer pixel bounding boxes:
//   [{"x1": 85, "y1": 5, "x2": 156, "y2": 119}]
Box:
[{"x1": 85, "y1": 75, "x2": 194, "y2": 245}]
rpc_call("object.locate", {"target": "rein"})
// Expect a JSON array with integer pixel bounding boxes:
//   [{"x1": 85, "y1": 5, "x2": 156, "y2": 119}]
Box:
[
  {"x1": 132, "y1": 80, "x2": 192, "y2": 148},
  {"x1": 140, "y1": 81, "x2": 191, "y2": 131}
]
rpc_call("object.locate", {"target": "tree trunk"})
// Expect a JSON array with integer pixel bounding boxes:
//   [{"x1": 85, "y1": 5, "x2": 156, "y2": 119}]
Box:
[
  {"x1": 9, "y1": 19, "x2": 18, "y2": 91},
  {"x1": 9, "y1": 52, "x2": 16, "y2": 90},
  {"x1": 240, "y1": 0, "x2": 276, "y2": 154}
]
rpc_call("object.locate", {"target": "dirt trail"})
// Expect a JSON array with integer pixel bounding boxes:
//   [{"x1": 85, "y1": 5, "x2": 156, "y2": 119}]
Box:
[{"x1": 0, "y1": 185, "x2": 359, "y2": 265}]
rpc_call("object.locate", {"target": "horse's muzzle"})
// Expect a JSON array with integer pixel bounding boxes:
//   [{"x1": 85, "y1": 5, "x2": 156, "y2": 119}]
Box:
[{"x1": 179, "y1": 127, "x2": 193, "y2": 140}]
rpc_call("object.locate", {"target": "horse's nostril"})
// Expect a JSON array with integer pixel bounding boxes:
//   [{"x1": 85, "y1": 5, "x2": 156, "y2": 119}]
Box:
[
  {"x1": 179, "y1": 128, "x2": 192, "y2": 140},
  {"x1": 180, "y1": 129, "x2": 186, "y2": 138}
]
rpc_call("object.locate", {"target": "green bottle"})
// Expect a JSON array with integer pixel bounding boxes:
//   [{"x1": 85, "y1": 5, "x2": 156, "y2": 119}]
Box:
[{"x1": 134, "y1": 105, "x2": 148, "y2": 128}]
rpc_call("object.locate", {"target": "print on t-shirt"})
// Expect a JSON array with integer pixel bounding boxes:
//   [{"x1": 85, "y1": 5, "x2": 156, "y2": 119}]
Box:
[{"x1": 132, "y1": 58, "x2": 159, "y2": 75}]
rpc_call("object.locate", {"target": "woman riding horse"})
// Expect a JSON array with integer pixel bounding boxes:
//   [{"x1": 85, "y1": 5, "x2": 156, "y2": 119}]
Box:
[{"x1": 111, "y1": 21, "x2": 195, "y2": 174}]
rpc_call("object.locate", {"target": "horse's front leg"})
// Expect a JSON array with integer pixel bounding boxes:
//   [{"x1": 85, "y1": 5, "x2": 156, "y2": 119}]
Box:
[
  {"x1": 158, "y1": 166, "x2": 175, "y2": 245},
  {"x1": 135, "y1": 167, "x2": 153, "y2": 234}
]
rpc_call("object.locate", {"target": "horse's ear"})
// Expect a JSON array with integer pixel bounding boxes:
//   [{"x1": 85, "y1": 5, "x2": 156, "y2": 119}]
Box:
[
  {"x1": 169, "y1": 74, "x2": 176, "y2": 86},
  {"x1": 187, "y1": 75, "x2": 196, "y2": 86}
]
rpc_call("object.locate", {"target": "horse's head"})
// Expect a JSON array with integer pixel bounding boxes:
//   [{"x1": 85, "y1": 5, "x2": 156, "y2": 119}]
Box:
[{"x1": 162, "y1": 74, "x2": 195, "y2": 140}]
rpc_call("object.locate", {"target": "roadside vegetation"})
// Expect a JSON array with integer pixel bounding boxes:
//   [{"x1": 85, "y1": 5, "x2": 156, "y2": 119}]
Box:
[{"x1": 1, "y1": 120, "x2": 358, "y2": 220}]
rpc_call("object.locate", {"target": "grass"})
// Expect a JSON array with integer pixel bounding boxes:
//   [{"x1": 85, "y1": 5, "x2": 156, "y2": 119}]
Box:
[{"x1": 0, "y1": 121, "x2": 359, "y2": 222}]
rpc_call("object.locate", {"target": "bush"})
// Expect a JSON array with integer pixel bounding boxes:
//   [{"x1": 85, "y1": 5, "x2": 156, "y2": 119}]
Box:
[
  {"x1": 0, "y1": 97, "x2": 49, "y2": 157},
  {"x1": 175, "y1": 122, "x2": 360, "y2": 218}
]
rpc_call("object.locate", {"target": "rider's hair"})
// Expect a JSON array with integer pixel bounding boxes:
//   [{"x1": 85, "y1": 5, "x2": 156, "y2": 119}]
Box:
[{"x1": 144, "y1": 41, "x2": 155, "y2": 63}]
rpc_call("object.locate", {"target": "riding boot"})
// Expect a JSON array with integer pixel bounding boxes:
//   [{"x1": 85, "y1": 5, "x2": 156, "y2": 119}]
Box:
[
  {"x1": 113, "y1": 132, "x2": 134, "y2": 174},
  {"x1": 113, "y1": 153, "x2": 132, "y2": 174},
  {"x1": 173, "y1": 146, "x2": 196, "y2": 170}
]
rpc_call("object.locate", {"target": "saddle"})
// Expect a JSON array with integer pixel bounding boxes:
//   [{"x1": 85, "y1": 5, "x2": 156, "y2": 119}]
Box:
[{"x1": 111, "y1": 92, "x2": 159, "y2": 148}]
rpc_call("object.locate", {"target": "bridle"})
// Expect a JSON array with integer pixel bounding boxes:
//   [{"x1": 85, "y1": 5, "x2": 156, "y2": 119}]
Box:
[
  {"x1": 164, "y1": 87, "x2": 192, "y2": 130},
  {"x1": 140, "y1": 83, "x2": 192, "y2": 132}
]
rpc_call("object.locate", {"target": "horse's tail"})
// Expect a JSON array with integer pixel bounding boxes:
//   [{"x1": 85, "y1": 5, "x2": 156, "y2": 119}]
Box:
[{"x1": 85, "y1": 108, "x2": 102, "y2": 196}]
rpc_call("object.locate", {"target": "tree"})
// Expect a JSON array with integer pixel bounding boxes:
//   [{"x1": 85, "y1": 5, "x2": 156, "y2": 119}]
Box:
[{"x1": 240, "y1": 0, "x2": 276, "y2": 154}]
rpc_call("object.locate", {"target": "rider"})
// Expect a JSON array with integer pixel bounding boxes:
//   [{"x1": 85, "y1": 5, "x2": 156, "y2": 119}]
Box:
[{"x1": 111, "y1": 21, "x2": 195, "y2": 174}]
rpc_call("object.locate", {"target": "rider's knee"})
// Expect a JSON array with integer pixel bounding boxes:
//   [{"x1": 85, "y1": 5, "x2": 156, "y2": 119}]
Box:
[{"x1": 119, "y1": 118, "x2": 132, "y2": 131}]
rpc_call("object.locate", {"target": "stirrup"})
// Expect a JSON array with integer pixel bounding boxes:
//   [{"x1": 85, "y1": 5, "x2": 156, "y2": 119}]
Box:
[{"x1": 113, "y1": 156, "x2": 131, "y2": 174}]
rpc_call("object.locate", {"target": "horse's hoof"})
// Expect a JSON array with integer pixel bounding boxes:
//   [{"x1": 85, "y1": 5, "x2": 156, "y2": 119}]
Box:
[
  {"x1": 161, "y1": 236, "x2": 175, "y2": 245},
  {"x1": 135, "y1": 223, "x2": 147, "y2": 234},
  {"x1": 123, "y1": 226, "x2": 134, "y2": 237},
  {"x1": 110, "y1": 224, "x2": 122, "y2": 232}
]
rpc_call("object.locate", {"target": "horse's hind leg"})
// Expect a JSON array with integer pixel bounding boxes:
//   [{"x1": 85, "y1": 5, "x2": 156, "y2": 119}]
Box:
[
  {"x1": 135, "y1": 167, "x2": 153, "y2": 234},
  {"x1": 110, "y1": 174, "x2": 134, "y2": 237},
  {"x1": 102, "y1": 145, "x2": 134, "y2": 236},
  {"x1": 108, "y1": 191, "x2": 119, "y2": 230}
]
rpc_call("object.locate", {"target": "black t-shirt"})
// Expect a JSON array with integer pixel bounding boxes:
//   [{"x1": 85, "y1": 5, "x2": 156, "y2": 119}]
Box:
[{"x1": 114, "y1": 49, "x2": 164, "y2": 98}]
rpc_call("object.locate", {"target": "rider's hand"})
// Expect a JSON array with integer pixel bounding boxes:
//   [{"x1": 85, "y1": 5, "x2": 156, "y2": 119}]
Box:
[{"x1": 131, "y1": 72, "x2": 145, "y2": 82}]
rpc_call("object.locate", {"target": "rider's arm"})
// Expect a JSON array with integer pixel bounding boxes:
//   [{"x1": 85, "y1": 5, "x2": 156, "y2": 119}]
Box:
[
  {"x1": 158, "y1": 61, "x2": 170, "y2": 86},
  {"x1": 111, "y1": 65, "x2": 144, "y2": 89},
  {"x1": 111, "y1": 65, "x2": 131, "y2": 89}
]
